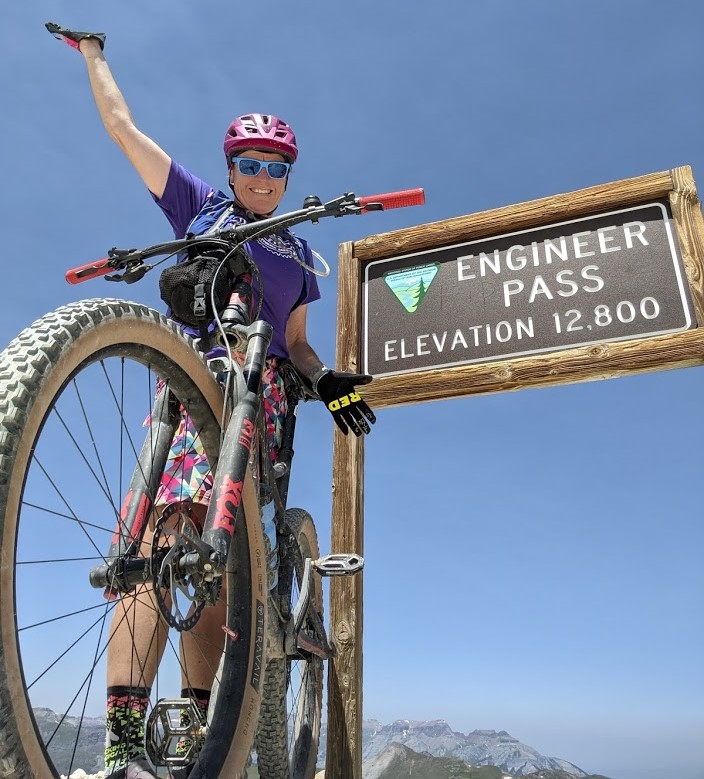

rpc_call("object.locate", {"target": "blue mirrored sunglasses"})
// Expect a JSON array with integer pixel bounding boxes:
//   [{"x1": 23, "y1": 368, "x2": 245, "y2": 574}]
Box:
[{"x1": 231, "y1": 155, "x2": 291, "y2": 179}]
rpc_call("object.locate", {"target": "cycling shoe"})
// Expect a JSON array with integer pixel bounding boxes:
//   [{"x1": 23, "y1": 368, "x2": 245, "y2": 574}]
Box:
[{"x1": 45, "y1": 22, "x2": 106, "y2": 51}]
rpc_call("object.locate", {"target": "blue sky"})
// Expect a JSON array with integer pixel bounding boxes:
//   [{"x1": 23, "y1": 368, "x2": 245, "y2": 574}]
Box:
[{"x1": 2, "y1": 3, "x2": 704, "y2": 779}]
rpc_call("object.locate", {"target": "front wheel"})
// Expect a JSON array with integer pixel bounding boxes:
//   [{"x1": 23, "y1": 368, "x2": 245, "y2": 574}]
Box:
[
  {"x1": 255, "y1": 508, "x2": 324, "y2": 779},
  {"x1": 0, "y1": 299, "x2": 266, "y2": 779}
]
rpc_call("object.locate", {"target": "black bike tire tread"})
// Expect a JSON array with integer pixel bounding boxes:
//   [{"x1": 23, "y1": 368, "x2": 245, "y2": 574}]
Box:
[
  {"x1": 256, "y1": 656, "x2": 290, "y2": 776},
  {"x1": 255, "y1": 508, "x2": 323, "y2": 779}
]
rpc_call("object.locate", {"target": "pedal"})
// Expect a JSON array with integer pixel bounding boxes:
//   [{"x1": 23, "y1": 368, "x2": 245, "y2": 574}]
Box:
[
  {"x1": 145, "y1": 698, "x2": 205, "y2": 767},
  {"x1": 312, "y1": 553, "x2": 364, "y2": 576}
]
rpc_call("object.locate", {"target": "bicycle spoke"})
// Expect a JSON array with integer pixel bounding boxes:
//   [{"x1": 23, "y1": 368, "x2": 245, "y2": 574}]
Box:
[
  {"x1": 20, "y1": 500, "x2": 114, "y2": 536},
  {"x1": 19, "y1": 600, "x2": 118, "y2": 631},
  {"x1": 53, "y1": 402, "x2": 117, "y2": 516},
  {"x1": 62, "y1": 608, "x2": 111, "y2": 777},
  {"x1": 18, "y1": 555, "x2": 113, "y2": 565},
  {"x1": 25, "y1": 600, "x2": 115, "y2": 690},
  {"x1": 100, "y1": 358, "x2": 154, "y2": 498},
  {"x1": 45, "y1": 617, "x2": 111, "y2": 749},
  {"x1": 71, "y1": 377, "x2": 116, "y2": 510},
  {"x1": 29, "y1": 456, "x2": 114, "y2": 566}
]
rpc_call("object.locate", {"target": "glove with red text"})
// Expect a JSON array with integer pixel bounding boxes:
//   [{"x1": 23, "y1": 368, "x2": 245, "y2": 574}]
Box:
[
  {"x1": 314, "y1": 369, "x2": 376, "y2": 437},
  {"x1": 46, "y1": 22, "x2": 106, "y2": 52}
]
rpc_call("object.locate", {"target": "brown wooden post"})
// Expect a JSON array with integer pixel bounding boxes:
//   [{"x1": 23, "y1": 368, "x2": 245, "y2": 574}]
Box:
[{"x1": 325, "y1": 241, "x2": 365, "y2": 778}]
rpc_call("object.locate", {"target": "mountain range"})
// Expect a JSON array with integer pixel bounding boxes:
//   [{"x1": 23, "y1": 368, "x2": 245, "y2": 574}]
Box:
[
  {"x1": 319, "y1": 719, "x2": 591, "y2": 777},
  {"x1": 33, "y1": 708, "x2": 604, "y2": 778},
  {"x1": 34, "y1": 708, "x2": 105, "y2": 776},
  {"x1": 361, "y1": 744, "x2": 614, "y2": 779}
]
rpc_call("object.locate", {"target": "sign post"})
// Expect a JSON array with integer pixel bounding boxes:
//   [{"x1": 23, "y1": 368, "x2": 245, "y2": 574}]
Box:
[
  {"x1": 324, "y1": 166, "x2": 704, "y2": 777},
  {"x1": 325, "y1": 242, "x2": 366, "y2": 778}
]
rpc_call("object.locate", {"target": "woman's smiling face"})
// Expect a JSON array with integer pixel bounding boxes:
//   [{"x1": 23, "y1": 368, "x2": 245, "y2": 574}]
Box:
[{"x1": 229, "y1": 150, "x2": 289, "y2": 216}]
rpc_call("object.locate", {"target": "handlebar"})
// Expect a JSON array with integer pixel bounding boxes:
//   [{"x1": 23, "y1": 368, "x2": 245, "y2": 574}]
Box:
[{"x1": 65, "y1": 188, "x2": 425, "y2": 285}]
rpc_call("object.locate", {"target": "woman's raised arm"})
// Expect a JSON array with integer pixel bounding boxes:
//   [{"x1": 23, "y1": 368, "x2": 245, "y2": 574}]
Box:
[{"x1": 47, "y1": 23, "x2": 172, "y2": 198}]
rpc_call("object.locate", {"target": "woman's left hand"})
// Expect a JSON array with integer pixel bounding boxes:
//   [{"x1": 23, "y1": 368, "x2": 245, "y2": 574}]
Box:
[{"x1": 316, "y1": 370, "x2": 376, "y2": 437}]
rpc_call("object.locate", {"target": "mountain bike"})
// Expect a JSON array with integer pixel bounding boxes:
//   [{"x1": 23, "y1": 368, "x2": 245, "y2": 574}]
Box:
[{"x1": 0, "y1": 187, "x2": 424, "y2": 779}]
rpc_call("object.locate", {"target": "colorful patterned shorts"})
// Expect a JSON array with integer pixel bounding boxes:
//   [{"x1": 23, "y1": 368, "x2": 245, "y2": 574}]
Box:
[{"x1": 154, "y1": 358, "x2": 287, "y2": 506}]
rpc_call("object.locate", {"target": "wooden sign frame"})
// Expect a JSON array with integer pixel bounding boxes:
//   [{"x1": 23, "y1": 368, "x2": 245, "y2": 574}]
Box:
[
  {"x1": 356, "y1": 166, "x2": 704, "y2": 409},
  {"x1": 324, "y1": 166, "x2": 704, "y2": 778}
]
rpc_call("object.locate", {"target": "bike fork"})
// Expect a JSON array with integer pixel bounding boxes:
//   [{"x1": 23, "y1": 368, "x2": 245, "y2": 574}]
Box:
[{"x1": 200, "y1": 320, "x2": 273, "y2": 571}]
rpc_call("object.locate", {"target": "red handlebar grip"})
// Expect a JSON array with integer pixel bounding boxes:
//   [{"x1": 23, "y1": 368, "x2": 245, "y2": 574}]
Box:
[
  {"x1": 65, "y1": 258, "x2": 113, "y2": 285},
  {"x1": 358, "y1": 188, "x2": 425, "y2": 212}
]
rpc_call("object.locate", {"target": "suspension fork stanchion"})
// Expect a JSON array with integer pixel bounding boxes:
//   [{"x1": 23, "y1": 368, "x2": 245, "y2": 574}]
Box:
[
  {"x1": 200, "y1": 320, "x2": 273, "y2": 569},
  {"x1": 241, "y1": 321, "x2": 273, "y2": 394},
  {"x1": 89, "y1": 387, "x2": 180, "y2": 597}
]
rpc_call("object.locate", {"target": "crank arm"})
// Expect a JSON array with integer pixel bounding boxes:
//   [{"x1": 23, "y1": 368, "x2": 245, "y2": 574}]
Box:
[
  {"x1": 287, "y1": 558, "x2": 334, "y2": 660},
  {"x1": 296, "y1": 628, "x2": 334, "y2": 660}
]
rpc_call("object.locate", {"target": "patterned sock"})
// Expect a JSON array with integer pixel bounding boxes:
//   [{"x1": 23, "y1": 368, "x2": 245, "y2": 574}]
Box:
[
  {"x1": 175, "y1": 687, "x2": 210, "y2": 759},
  {"x1": 104, "y1": 685, "x2": 150, "y2": 775}
]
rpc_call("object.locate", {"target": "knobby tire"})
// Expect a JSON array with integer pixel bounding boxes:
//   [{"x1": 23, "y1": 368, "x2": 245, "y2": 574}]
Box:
[
  {"x1": 255, "y1": 509, "x2": 323, "y2": 779},
  {"x1": 0, "y1": 299, "x2": 266, "y2": 779}
]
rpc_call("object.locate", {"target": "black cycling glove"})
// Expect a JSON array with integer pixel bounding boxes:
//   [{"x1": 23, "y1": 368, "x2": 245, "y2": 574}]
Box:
[
  {"x1": 314, "y1": 369, "x2": 376, "y2": 437},
  {"x1": 46, "y1": 22, "x2": 106, "y2": 51}
]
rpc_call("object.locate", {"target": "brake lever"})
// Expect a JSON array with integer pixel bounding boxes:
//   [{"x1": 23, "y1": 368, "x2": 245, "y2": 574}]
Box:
[
  {"x1": 102, "y1": 247, "x2": 149, "y2": 283},
  {"x1": 329, "y1": 193, "x2": 384, "y2": 216},
  {"x1": 320, "y1": 192, "x2": 371, "y2": 216},
  {"x1": 105, "y1": 261, "x2": 152, "y2": 283},
  {"x1": 299, "y1": 193, "x2": 367, "y2": 224}
]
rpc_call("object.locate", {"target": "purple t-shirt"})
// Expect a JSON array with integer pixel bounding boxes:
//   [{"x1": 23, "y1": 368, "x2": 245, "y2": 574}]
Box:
[{"x1": 153, "y1": 160, "x2": 320, "y2": 358}]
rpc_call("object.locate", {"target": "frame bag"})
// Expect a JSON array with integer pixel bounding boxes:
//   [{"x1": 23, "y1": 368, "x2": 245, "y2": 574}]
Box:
[{"x1": 159, "y1": 204, "x2": 248, "y2": 334}]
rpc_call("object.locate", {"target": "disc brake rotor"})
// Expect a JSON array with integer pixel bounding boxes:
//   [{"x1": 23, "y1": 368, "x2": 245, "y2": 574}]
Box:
[{"x1": 152, "y1": 503, "x2": 221, "y2": 631}]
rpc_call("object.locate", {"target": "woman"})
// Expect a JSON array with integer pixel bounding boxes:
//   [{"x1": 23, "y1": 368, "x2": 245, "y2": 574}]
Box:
[{"x1": 47, "y1": 22, "x2": 375, "y2": 779}]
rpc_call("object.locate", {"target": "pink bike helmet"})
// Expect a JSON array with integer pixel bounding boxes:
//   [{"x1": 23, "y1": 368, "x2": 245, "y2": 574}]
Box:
[{"x1": 224, "y1": 114, "x2": 298, "y2": 164}]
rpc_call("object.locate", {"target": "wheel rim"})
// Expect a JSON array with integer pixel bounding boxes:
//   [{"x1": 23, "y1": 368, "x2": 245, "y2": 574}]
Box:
[{"x1": 14, "y1": 347, "x2": 220, "y2": 777}]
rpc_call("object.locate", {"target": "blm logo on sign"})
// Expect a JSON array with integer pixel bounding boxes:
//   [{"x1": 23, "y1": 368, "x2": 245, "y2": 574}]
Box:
[{"x1": 383, "y1": 263, "x2": 440, "y2": 313}]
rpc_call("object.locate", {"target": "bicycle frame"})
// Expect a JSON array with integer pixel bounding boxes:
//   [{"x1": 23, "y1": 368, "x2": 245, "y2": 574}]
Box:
[{"x1": 89, "y1": 312, "x2": 330, "y2": 650}]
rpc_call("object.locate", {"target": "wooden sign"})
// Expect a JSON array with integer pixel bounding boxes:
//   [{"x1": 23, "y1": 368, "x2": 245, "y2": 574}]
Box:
[
  {"x1": 338, "y1": 166, "x2": 704, "y2": 409},
  {"x1": 363, "y1": 200, "x2": 694, "y2": 377}
]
